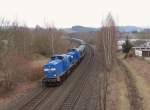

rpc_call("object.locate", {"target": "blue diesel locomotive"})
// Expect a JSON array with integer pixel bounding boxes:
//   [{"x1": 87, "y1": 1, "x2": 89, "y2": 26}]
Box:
[{"x1": 42, "y1": 43, "x2": 86, "y2": 86}]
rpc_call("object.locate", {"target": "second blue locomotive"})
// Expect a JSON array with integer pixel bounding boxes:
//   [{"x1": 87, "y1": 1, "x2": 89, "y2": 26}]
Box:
[{"x1": 42, "y1": 40, "x2": 86, "y2": 86}]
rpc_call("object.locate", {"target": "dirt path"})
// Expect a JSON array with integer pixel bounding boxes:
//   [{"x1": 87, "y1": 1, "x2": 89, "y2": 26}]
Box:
[
  {"x1": 117, "y1": 59, "x2": 143, "y2": 110},
  {"x1": 106, "y1": 62, "x2": 130, "y2": 110},
  {"x1": 106, "y1": 58, "x2": 144, "y2": 110},
  {"x1": 122, "y1": 57, "x2": 150, "y2": 110}
]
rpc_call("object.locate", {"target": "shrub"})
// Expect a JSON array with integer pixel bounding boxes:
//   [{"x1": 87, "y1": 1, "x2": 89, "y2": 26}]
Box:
[
  {"x1": 27, "y1": 66, "x2": 43, "y2": 81},
  {"x1": 32, "y1": 36, "x2": 51, "y2": 56},
  {"x1": 0, "y1": 52, "x2": 43, "y2": 92}
]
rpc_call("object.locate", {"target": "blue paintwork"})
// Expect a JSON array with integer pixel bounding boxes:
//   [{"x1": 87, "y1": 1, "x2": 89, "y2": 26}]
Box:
[
  {"x1": 43, "y1": 59, "x2": 64, "y2": 78},
  {"x1": 67, "y1": 48, "x2": 80, "y2": 61},
  {"x1": 43, "y1": 47, "x2": 83, "y2": 82},
  {"x1": 43, "y1": 54, "x2": 72, "y2": 79},
  {"x1": 42, "y1": 38, "x2": 86, "y2": 86}
]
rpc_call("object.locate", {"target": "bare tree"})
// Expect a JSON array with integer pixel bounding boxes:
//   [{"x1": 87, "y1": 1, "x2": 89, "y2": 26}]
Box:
[
  {"x1": 0, "y1": 18, "x2": 14, "y2": 90},
  {"x1": 0, "y1": 18, "x2": 70, "y2": 93},
  {"x1": 97, "y1": 13, "x2": 117, "y2": 110}
]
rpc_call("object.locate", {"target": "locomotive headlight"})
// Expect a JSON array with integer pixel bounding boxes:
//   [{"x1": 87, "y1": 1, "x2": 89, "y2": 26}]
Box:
[
  {"x1": 50, "y1": 68, "x2": 56, "y2": 71},
  {"x1": 44, "y1": 68, "x2": 49, "y2": 71}
]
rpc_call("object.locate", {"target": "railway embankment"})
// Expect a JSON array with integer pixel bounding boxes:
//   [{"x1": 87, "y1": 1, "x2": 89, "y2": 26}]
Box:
[{"x1": 119, "y1": 57, "x2": 150, "y2": 110}]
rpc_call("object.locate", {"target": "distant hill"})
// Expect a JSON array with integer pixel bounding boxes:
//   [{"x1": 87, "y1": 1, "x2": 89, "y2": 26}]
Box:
[
  {"x1": 63, "y1": 25, "x2": 147, "y2": 33},
  {"x1": 64, "y1": 26, "x2": 98, "y2": 33},
  {"x1": 118, "y1": 26, "x2": 144, "y2": 33}
]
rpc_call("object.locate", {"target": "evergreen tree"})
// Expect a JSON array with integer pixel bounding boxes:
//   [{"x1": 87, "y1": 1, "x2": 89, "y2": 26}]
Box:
[{"x1": 122, "y1": 36, "x2": 133, "y2": 58}]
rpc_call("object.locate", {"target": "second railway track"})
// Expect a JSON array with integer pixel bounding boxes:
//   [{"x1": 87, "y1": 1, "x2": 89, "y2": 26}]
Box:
[
  {"x1": 18, "y1": 88, "x2": 55, "y2": 110},
  {"x1": 59, "y1": 45, "x2": 95, "y2": 110}
]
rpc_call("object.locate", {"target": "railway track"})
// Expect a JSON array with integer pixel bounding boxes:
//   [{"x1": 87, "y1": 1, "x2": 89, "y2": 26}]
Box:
[
  {"x1": 16, "y1": 44, "x2": 94, "y2": 110},
  {"x1": 59, "y1": 45, "x2": 95, "y2": 110},
  {"x1": 18, "y1": 88, "x2": 54, "y2": 110}
]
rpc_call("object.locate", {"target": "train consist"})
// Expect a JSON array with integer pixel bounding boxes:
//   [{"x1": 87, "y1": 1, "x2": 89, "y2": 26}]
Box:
[{"x1": 42, "y1": 38, "x2": 86, "y2": 86}]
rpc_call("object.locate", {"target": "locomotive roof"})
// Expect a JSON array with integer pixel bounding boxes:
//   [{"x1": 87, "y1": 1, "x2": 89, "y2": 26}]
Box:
[
  {"x1": 49, "y1": 59, "x2": 62, "y2": 65},
  {"x1": 51, "y1": 54, "x2": 64, "y2": 60}
]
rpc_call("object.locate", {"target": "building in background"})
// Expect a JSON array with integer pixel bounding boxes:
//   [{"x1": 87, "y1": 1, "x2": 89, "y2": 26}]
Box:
[{"x1": 133, "y1": 42, "x2": 150, "y2": 57}]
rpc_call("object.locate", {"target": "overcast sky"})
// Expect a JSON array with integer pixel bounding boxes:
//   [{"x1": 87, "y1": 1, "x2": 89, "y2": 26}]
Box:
[{"x1": 0, "y1": 0, "x2": 149, "y2": 28}]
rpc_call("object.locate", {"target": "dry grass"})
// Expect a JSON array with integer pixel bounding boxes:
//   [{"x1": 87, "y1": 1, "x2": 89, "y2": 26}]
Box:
[
  {"x1": 0, "y1": 52, "x2": 48, "y2": 95},
  {"x1": 0, "y1": 58, "x2": 47, "y2": 108},
  {"x1": 0, "y1": 81, "x2": 37, "y2": 109},
  {"x1": 144, "y1": 57, "x2": 150, "y2": 63},
  {"x1": 121, "y1": 57, "x2": 150, "y2": 110},
  {"x1": 107, "y1": 63, "x2": 130, "y2": 110}
]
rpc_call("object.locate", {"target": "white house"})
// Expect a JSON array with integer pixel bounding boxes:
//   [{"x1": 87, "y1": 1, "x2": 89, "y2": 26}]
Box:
[{"x1": 133, "y1": 41, "x2": 150, "y2": 57}]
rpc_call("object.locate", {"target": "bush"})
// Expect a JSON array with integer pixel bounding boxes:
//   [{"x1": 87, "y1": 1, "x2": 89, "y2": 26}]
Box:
[
  {"x1": 32, "y1": 36, "x2": 51, "y2": 56},
  {"x1": 0, "y1": 52, "x2": 43, "y2": 92},
  {"x1": 0, "y1": 19, "x2": 71, "y2": 94},
  {"x1": 27, "y1": 66, "x2": 43, "y2": 81}
]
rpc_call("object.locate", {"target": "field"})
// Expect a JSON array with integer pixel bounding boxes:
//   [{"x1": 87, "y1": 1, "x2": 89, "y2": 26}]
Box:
[{"x1": 121, "y1": 57, "x2": 150, "y2": 110}]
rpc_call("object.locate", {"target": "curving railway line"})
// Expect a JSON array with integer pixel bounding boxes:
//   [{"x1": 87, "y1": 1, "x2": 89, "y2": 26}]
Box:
[
  {"x1": 37, "y1": 44, "x2": 96, "y2": 110},
  {"x1": 6, "y1": 44, "x2": 97, "y2": 110},
  {"x1": 58, "y1": 45, "x2": 95, "y2": 110},
  {"x1": 7, "y1": 40, "x2": 144, "y2": 110}
]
